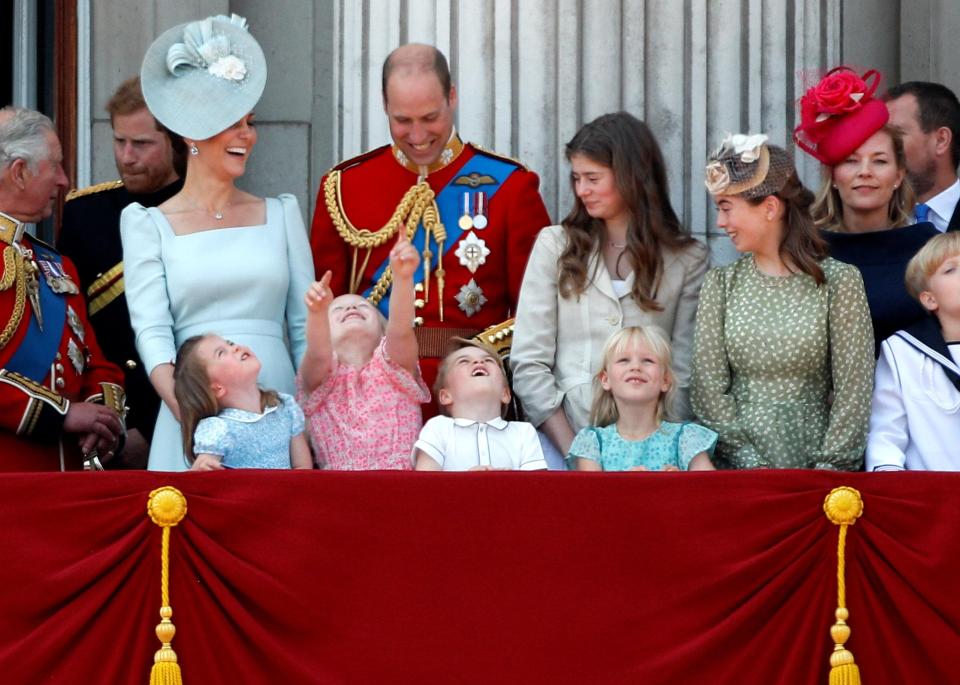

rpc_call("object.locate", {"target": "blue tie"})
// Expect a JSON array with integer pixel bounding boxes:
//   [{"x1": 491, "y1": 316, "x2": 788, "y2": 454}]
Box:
[{"x1": 915, "y1": 203, "x2": 931, "y2": 224}]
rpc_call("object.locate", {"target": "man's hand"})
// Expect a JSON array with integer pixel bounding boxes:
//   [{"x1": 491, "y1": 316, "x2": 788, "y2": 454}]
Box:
[{"x1": 63, "y1": 401, "x2": 122, "y2": 457}]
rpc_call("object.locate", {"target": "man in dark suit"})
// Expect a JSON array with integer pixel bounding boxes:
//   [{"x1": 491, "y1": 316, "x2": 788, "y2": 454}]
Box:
[
  {"x1": 57, "y1": 77, "x2": 184, "y2": 468},
  {"x1": 887, "y1": 81, "x2": 960, "y2": 232}
]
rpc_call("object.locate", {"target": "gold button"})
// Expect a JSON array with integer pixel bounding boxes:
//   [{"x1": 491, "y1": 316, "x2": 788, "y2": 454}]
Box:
[
  {"x1": 414, "y1": 299, "x2": 425, "y2": 309},
  {"x1": 414, "y1": 316, "x2": 424, "y2": 327},
  {"x1": 55, "y1": 378, "x2": 65, "y2": 388},
  {"x1": 56, "y1": 353, "x2": 62, "y2": 361},
  {"x1": 55, "y1": 363, "x2": 64, "y2": 373},
  {"x1": 125, "y1": 359, "x2": 137, "y2": 370},
  {"x1": 95, "y1": 272, "x2": 103, "y2": 279},
  {"x1": 414, "y1": 283, "x2": 424, "y2": 293}
]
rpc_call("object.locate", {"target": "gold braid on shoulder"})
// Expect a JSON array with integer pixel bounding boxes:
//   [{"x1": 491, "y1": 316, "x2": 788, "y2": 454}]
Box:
[
  {"x1": 324, "y1": 170, "x2": 448, "y2": 319},
  {"x1": 0, "y1": 247, "x2": 27, "y2": 351}
]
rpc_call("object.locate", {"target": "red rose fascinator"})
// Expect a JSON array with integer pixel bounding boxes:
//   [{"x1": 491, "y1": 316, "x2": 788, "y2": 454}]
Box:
[{"x1": 793, "y1": 66, "x2": 889, "y2": 166}]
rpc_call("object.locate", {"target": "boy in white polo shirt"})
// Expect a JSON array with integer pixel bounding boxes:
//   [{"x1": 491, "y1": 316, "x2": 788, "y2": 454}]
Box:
[{"x1": 414, "y1": 338, "x2": 547, "y2": 471}]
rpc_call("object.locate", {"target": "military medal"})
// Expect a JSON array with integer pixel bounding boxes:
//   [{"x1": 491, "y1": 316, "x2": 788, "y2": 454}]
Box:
[
  {"x1": 455, "y1": 278, "x2": 487, "y2": 317},
  {"x1": 472, "y1": 191, "x2": 488, "y2": 229},
  {"x1": 66, "y1": 305, "x2": 85, "y2": 343},
  {"x1": 19, "y1": 249, "x2": 43, "y2": 330},
  {"x1": 454, "y1": 232, "x2": 490, "y2": 274},
  {"x1": 37, "y1": 257, "x2": 79, "y2": 294},
  {"x1": 458, "y1": 192, "x2": 474, "y2": 230},
  {"x1": 67, "y1": 338, "x2": 86, "y2": 375}
]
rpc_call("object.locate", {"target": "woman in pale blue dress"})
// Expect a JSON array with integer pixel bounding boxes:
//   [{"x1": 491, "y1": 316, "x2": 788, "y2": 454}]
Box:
[{"x1": 121, "y1": 15, "x2": 313, "y2": 470}]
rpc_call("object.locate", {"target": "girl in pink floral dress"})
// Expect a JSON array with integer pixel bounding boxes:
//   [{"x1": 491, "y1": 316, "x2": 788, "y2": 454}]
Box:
[{"x1": 298, "y1": 232, "x2": 429, "y2": 469}]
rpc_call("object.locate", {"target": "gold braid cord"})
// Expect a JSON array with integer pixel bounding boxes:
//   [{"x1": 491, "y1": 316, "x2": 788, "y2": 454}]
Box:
[
  {"x1": 147, "y1": 487, "x2": 188, "y2": 685},
  {"x1": 324, "y1": 171, "x2": 447, "y2": 319},
  {"x1": 823, "y1": 486, "x2": 864, "y2": 685},
  {"x1": 0, "y1": 247, "x2": 27, "y2": 351}
]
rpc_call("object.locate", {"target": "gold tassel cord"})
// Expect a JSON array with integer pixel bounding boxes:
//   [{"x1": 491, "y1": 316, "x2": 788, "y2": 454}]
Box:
[
  {"x1": 823, "y1": 486, "x2": 864, "y2": 685},
  {"x1": 147, "y1": 487, "x2": 188, "y2": 685}
]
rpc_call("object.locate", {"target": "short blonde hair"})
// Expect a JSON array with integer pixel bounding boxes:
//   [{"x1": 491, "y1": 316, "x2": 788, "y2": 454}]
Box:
[
  {"x1": 905, "y1": 232, "x2": 960, "y2": 299},
  {"x1": 590, "y1": 326, "x2": 677, "y2": 427},
  {"x1": 434, "y1": 337, "x2": 508, "y2": 417}
]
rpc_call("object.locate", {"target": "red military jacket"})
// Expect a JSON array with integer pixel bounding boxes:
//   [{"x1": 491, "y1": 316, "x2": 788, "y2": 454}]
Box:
[
  {"x1": 0, "y1": 212, "x2": 124, "y2": 471},
  {"x1": 310, "y1": 135, "x2": 551, "y2": 392}
]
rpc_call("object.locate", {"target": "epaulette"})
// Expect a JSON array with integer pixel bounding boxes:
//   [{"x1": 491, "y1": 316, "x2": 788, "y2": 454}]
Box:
[
  {"x1": 466, "y1": 143, "x2": 529, "y2": 172},
  {"x1": 473, "y1": 318, "x2": 515, "y2": 361},
  {"x1": 329, "y1": 144, "x2": 392, "y2": 175},
  {"x1": 65, "y1": 179, "x2": 124, "y2": 202}
]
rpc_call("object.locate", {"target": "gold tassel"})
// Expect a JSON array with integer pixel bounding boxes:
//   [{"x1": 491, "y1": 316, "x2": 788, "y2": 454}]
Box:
[
  {"x1": 823, "y1": 487, "x2": 864, "y2": 685},
  {"x1": 147, "y1": 487, "x2": 188, "y2": 685}
]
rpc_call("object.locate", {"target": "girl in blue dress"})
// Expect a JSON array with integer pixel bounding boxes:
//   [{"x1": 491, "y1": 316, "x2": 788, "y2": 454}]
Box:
[
  {"x1": 567, "y1": 326, "x2": 716, "y2": 472},
  {"x1": 173, "y1": 334, "x2": 313, "y2": 470}
]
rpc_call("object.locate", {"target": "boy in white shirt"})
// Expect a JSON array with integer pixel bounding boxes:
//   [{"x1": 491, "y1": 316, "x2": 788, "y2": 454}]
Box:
[
  {"x1": 867, "y1": 232, "x2": 960, "y2": 470},
  {"x1": 414, "y1": 338, "x2": 547, "y2": 471}
]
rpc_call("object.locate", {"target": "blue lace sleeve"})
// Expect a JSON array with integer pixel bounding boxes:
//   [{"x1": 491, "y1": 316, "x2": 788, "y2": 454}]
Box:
[
  {"x1": 279, "y1": 392, "x2": 306, "y2": 436},
  {"x1": 678, "y1": 423, "x2": 718, "y2": 470},
  {"x1": 567, "y1": 426, "x2": 602, "y2": 463}
]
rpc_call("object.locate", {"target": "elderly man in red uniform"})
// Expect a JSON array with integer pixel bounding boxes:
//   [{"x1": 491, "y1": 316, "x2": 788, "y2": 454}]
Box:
[
  {"x1": 0, "y1": 106, "x2": 124, "y2": 471},
  {"x1": 310, "y1": 44, "x2": 550, "y2": 397}
]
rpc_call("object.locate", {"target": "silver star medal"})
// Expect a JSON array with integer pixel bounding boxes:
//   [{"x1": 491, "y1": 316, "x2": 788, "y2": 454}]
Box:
[
  {"x1": 455, "y1": 278, "x2": 487, "y2": 317},
  {"x1": 454, "y1": 232, "x2": 490, "y2": 274},
  {"x1": 66, "y1": 305, "x2": 85, "y2": 343},
  {"x1": 67, "y1": 338, "x2": 86, "y2": 375}
]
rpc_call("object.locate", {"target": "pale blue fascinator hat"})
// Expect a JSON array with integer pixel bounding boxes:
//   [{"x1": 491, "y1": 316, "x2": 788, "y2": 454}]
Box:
[{"x1": 140, "y1": 14, "x2": 266, "y2": 140}]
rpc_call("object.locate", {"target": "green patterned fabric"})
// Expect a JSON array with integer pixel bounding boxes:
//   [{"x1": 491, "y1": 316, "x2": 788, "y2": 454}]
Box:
[{"x1": 691, "y1": 256, "x2": 874, "y2": 470}]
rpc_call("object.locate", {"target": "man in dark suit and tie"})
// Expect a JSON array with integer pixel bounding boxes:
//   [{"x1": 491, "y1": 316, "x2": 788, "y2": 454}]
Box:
[{"x1": 886, "y1": 81, "x2": 960, "y2": 232}]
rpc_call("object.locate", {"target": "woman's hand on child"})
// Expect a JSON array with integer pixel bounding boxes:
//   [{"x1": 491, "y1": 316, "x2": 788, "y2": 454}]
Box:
[
  {"x1": 389, "y1": 228, "x2": 420, "y2": 281},
  {"x1": 305, "y1": 271, "x2": 334, "y2": 314},
  {"x1": 191, "y1": 454, "x2": 225, "y2": 471}
]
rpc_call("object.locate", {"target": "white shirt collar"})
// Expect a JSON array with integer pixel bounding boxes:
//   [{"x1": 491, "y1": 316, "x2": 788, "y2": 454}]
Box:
[
  {"x1": 922, "y1": 179, "x2": 960, "y2": 232},
  {"x1": 452, "y1": 416, "x2": 509, "y2": 430},
  {"x1": 218, "y1": 402, "x2": 279, "y2": 423}
]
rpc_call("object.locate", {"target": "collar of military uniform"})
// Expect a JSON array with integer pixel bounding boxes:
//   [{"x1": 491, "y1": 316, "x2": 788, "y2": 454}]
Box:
[
  {"x1": 391, "y1": 128, "x2": 465, "y2": 177},
  {"x1": 0, "y1": 211, "x2": 27, "y2": 246}
]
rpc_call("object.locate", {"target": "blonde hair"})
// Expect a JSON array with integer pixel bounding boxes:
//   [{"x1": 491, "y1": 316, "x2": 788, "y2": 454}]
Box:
[
  {"x1": 173, "y1": 334, "x2": 278, "y2": 461},
  {"x1": 812, "y1": 124, "x2": 916, "y2": 231},
  {"x1": 590, "y1": 326, "x2": 677, "y2": 427},
  {"x1": 905, "y1": 231, "x2": 960, "y2": 299},
  {"x1": 433, "y1": 337, "x2": 509, "y2": 417}
]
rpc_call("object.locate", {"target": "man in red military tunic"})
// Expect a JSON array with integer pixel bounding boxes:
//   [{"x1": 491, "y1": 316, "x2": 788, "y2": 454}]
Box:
[
  {"x1": 0, "y1": 107, "x2": 124, "y2": 471},
  {"x1": 310, "y1": 44, "x2": 551, "y2": 400}
]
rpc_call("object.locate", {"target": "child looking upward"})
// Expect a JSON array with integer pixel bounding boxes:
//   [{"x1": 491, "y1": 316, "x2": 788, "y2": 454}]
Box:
[
  {"x1": 299, "y1": 232, "x2": 429, "y2": 469},
  {"x1": 414, "y1": 339, "x2": 547, "y2": 471}
]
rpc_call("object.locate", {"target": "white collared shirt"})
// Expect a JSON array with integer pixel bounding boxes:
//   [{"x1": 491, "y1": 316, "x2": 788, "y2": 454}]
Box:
[
  {"x1": 414, "y1": 415, "x2": 548, "y2": 471},
  {"x1": 920, "y1": 178, "x2": 960, "y2": 232}
]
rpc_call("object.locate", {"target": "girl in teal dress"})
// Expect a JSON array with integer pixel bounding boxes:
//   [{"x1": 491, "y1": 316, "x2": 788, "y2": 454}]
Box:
[{"x1": 567, "y1": 326, "x2": 716, "y2": 472}]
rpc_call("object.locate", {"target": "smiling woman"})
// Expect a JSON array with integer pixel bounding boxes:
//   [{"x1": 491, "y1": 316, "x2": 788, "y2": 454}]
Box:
[
  {"x1": 120, "y1": 14, "x2": 314, "y2": 471},
  {"x1": 796, "y1": 67, "x2": 940, "y2": 354}
]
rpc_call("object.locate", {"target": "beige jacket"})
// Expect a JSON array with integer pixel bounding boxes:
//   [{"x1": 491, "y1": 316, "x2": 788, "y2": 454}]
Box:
[{"x1": 511, "y1": 225, "x2": 709, "y2": 431}]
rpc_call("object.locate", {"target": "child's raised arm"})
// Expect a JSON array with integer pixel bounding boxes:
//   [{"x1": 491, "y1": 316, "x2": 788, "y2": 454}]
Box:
[
  {"x1": 385, "y1": 229, "x2": 421, "y2": 376},
  {"x1": 300, "y1": 271, "x2": 336, "y2": 394}
]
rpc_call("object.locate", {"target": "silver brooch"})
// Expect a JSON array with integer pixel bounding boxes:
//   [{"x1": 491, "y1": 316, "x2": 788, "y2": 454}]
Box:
[
  {"x1": 455, "y1": 279, "x2": 487, "y2": 317},
  {"x1": 66, "y1": 305, "x2": 85, "y2": 343},
  {"x1": 454, "y1": 232, "x2": 490, "y2": 274},
  {"x1": 67, "y1": 338, "x2": 86, "y2": 375}
]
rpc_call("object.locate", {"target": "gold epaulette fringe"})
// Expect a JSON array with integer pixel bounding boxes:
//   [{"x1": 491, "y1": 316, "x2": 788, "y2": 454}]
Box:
[{"x1": 65, "y1": 179, "x2": 123, "y2": 202}]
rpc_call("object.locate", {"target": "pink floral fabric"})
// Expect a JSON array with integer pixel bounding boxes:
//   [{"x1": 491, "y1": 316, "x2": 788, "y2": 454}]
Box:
[{"x1": 299, "y1": 339, "x2": 430, "y2": 470}]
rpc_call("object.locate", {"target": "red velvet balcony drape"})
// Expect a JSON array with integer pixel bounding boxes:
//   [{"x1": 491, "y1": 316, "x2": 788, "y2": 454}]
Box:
[{"x1": 0, "y1": 470, "x2": 957, "y2": 684}]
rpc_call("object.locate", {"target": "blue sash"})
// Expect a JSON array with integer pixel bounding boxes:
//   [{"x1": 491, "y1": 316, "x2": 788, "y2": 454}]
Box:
[
  {"x1": 5, "y1": 247, "x2": 67, "y2": 381},
  {"x1": 363, "y1": 153, "x2": 519, "y2": 316}
]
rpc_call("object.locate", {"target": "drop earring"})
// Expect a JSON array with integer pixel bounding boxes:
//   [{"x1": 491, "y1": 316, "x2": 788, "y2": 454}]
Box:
[{"x1": 190, "y1": 143, "x2": 199, "y2": 156}]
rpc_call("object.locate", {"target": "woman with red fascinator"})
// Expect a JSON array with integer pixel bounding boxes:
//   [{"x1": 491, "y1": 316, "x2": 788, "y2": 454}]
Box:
[{"x1": 795, "y1": 67, "x2": 939, "y2": 355}]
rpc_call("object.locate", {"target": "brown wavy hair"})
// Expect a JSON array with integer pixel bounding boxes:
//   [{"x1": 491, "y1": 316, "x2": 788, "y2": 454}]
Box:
[
  {"x1": 558, "y1": 111, "x2": 696, "y2": 310},
  {"x1": 173, "y1": 334, "x2": 278, "y2": 462},
  {"x1": 812, "y1": 124, "x2": 916, "y2": 231},
  {"x1": 745, "y1": 168, "x2": 829, "y2": 285}
]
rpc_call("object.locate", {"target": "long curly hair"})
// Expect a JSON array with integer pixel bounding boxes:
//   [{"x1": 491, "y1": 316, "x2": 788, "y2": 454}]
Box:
[
  {"x1": 812, "y1": 124, "x2": 916, "y2": 231},
  {"x1": 558, "y1": 111, "x2": 696, "y2": 310}
]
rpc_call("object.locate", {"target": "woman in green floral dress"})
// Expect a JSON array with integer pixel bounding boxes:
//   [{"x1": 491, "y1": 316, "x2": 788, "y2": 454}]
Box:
[{"x1": 691, "y1": 134, "x2": 875, "y2": 470}]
